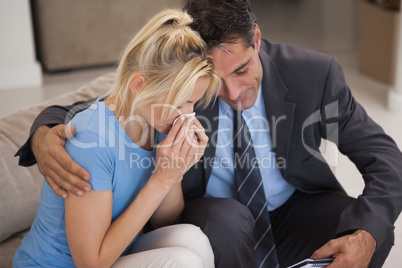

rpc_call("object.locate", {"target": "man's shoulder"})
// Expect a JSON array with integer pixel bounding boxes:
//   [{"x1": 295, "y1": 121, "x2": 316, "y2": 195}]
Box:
[
  {"x1": 260, "y1": 39, "x2": 337, "y2": 85},
  {"x1": 259, "y1": 39, "x2": 343, "y2": 101},
  {"x1": 260, "y1": 39, "x2": 333, "y2": 63}
]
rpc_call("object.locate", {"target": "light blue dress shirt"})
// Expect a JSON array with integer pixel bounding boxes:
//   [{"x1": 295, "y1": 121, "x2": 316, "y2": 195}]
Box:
[{"x1": 205, "y1": 86, "x2": 295, "y2": 211}]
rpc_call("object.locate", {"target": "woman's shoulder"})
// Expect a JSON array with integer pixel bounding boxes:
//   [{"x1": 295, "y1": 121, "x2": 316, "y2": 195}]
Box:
[
  {"x1": 69, "y1": 100, "x2": 117, "y2": 142},
  {"x1": 65, "y1": 100, "x2": 117, "y2": 164}
]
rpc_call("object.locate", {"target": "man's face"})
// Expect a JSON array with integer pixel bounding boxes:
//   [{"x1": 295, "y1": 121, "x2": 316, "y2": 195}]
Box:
[{"x1": 209, "y1": 26, "x2": 263, "y2": 111}]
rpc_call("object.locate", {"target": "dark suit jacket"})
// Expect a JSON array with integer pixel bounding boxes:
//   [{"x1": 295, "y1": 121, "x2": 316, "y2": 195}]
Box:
[
  {"x1": 182, "y1": 40, "x2": 402, "y2": 250},
  {"x1": 16, "y1": 39, "x2": 402, "y2": 250}
]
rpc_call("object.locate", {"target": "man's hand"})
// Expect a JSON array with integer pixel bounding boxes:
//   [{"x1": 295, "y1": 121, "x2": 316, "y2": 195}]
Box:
[
  {"x1": 311, "y1": 230, "x2": 376, "y2": 268},
  {"x1": 32, "y1": 124, "x2": 92, "y2": 198}
]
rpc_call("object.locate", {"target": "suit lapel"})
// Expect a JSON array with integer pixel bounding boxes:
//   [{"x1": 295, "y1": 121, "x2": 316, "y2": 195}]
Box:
[{"x1": 259, "y1": 45, "x2": 295, "y2": 178}]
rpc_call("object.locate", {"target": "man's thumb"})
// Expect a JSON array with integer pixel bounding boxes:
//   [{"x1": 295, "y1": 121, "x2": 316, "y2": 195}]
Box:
[
  {"x1": 64, "y1": 125, "x2": 76, "y2": 139},
  {"x1": 55, "y1": 124, "x2": 76, "y2": 139}
]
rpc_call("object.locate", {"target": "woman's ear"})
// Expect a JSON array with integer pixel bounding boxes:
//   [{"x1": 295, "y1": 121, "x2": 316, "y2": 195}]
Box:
[{"x1": 129, "y1": 74, "x2": 146, "y2": 95}]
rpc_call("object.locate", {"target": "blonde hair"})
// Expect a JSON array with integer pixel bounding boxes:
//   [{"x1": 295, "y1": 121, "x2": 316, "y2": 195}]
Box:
[{"x1": 107, "y1": 9, "x2": 221, "y2": 119}]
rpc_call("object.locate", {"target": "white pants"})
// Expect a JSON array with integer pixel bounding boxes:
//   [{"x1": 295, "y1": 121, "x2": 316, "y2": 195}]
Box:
[{"x1": 112, "y1": 224, "x2": 214, "y2": 268}]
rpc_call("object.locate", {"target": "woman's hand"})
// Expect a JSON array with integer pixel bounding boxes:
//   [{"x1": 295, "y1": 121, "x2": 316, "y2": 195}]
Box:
[
  {"x1": 149, "y1": 116, "x2": 208, "y2": 227},
  {"x1": 152, "y1": 116, "x2": 209, "y2": 189}
]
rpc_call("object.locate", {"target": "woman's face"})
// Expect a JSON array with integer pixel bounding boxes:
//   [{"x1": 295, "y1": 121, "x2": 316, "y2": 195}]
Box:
[{"x1": 142, "y1": 76, "x2": 211, "y2": 134}]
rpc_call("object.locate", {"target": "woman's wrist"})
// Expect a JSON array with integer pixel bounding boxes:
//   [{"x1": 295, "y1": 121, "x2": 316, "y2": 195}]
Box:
[{"x1": 149, "y1": 171, "x2": 182, "y2": 193}]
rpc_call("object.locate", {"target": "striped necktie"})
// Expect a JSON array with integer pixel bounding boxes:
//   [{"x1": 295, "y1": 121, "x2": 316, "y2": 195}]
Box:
[{"x1": 233, "y1": 111, "x2": 279, "y2": 268}]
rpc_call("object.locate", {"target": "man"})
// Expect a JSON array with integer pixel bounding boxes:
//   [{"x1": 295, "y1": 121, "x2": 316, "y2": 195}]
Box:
[{"x1": 16, "y1": 0, "x2": 401, "y2": 267}]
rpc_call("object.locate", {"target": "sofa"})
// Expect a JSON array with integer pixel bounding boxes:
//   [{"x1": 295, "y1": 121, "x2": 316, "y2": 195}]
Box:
[
  {"x1": 0, "y1": 72, "x2": 115, "y2": 267},
  {"x1": 32, "y1": 0, "x2": 185, "y2": 72}
]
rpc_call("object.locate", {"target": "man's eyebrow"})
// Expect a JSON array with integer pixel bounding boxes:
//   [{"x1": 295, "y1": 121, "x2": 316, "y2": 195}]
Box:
[{"x1": 232, "y1": 59, "x2": 251, "y2": 74}]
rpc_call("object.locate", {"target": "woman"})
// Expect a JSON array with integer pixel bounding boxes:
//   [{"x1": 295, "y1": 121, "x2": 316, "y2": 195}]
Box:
[{"x1": 13, "y1": 9, "x2": 220, "y2": 268}]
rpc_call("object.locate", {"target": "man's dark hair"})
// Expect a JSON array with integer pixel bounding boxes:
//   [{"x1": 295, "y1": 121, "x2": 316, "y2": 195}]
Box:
[{"x1": 183, "y1": 0, "x2": 257, "y2": 50}]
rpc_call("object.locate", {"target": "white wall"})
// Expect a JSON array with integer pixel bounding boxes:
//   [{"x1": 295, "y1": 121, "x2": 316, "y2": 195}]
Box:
[
  {"x1": 0, "y1": 0, "x2": 42, "y2": 90},
  {"x1": 388, "y1": 10, "x2": 402, "y2": 115}
]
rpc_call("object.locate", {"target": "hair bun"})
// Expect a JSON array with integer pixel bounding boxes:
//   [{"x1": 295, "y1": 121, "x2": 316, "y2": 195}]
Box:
[{"x1": 170, "y1": 11, "x2": 193, "y2": 29}]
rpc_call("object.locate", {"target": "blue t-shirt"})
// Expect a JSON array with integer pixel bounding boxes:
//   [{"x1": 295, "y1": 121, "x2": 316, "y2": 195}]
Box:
[{"x1": 13, "y1": 98, "x2": 157, "y2": 267}]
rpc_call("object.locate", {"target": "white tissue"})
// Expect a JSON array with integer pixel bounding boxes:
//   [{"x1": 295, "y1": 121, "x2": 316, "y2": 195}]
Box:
[{"x1": 173, "y1": 112, "x2": 196, "y2": 126}]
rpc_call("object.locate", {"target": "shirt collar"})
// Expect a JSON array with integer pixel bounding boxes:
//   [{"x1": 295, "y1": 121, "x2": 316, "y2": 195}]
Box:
[
  {"x1": 218, "y1": 95, "x2": 232, "y2": 116},
  {"x1": 253, "y1": 84, "x2": 263, "y2": 111}
]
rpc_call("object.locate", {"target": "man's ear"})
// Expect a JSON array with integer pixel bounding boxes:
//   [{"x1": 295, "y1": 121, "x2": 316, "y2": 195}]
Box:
[
  {"x1": 254, "y1": 24, "x2": 262, "y2": 52},
  {"x1": 129, "y1": 74, "x2": 146, "y2": 95}
]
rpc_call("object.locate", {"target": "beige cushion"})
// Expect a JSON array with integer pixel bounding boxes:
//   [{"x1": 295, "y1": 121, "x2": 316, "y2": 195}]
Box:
[{"x1": 0, "y1": 72, "x2": 115, "y2": 243}]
